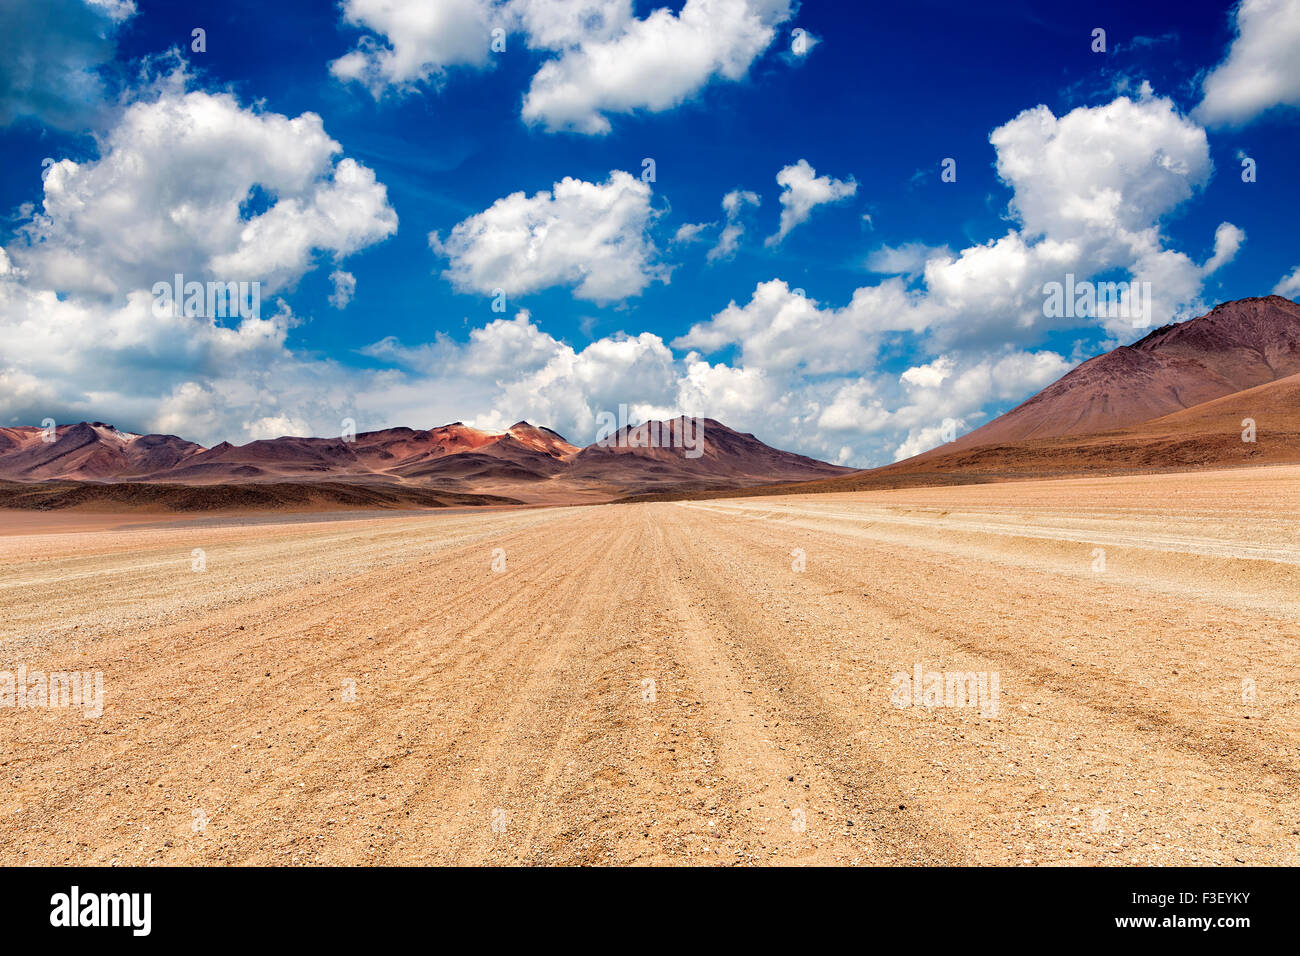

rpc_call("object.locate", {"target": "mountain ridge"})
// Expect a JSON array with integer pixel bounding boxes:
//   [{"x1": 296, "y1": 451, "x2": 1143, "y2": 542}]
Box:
[{"x1": 0, "y1": 415, "x2": 851, "y2": 509}]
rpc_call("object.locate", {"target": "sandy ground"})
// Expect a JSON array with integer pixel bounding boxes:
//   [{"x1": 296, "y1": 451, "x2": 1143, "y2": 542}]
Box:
[{"x1": 1, "y1": 466, "x2": 1298, "y2": 865}]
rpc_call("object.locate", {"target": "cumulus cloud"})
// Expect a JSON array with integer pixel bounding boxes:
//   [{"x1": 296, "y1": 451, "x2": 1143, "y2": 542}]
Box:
[
  {"x1": 888, "y1": 351, "x2": 1071, "y2": 460},
  {"x1": 899, "y1": 356, "x2": 954, "y2": 389},
  {"x1": 891, "y1": 422, "x2": 962, "y2": 463},
  {"x1": 809, "y1": 349, "x2": 1071, "y2": 462},
  {"x1": 0, "y1": 78, "x2": 403, "y2": 446},
  {"x1": 429, "y1": 170, "x2": 667, "y2": 303},
  {"x1": 766, "y1": 159, "x2": 857, "y2": 246},
  {"x1": 0, "y1": 0, "x2": 135, "y2": 130},
  {"x1": 674, "y1": 278, "x2": 924, "y2": 374},
  {"x1": 904, "y1": 92, "x2": 1222, "y2": 344},
  {"x1": 970, "y1": 93, "x2": 1228, "y2": 339},
  {"x1": 991, "y1": 95, "x2": 1210, "y2": 242},
  {"x1": 707, "y1": 189, "x2": 761, "y2": 262},
  {"x1": 8, "y1": 87, "x2": 397, "y2": 300},
  {"x1": 519, "y1": 0, "x2": 795, "y2": 133},
  {"x1": 330, "y1": 0, "x2": 501, "y2": 97},
  {"x1": 1196, "y1": 0, "x2": 1300, "y2": 126},
  {"x1": 0, "y1": 279, "x2": 308, "y2": 442},
  {"x1": 1273, "y1": 265, "x2": 1300, "y2": 298},
  {"x1": 331, "y1": 0, "x2": 636, "y2": 99}
]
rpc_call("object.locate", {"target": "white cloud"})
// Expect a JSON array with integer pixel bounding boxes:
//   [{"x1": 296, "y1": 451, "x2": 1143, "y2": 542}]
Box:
[
  {"x1": 244, "y1": 414, "x2": 313, "y2": 441},
  {"x1": 330, "y1": 0, "x2": 501, "y2": 97},
  {"x1": 329, "y1": 270, "x2": 357, "y2": 309},
  {"x1": 8, "y1": 87, "x2": 397, "y2": 299},
  {"x1": 429, "y1": 170, "x2": 667, "y2": 303},
  {"x1": 331, "y1": 0, "x2": 636, "y2": 99},
  {"x1": 673, "y1": 221, "x2": 711, "y2": 244},
  {"x1": 766, "y1": 159, "x2": 857, "y2": 246},
  {"x1": 889, "y1": 351, "x2": 1071, "y2": 460},
  {"x1": 899, "y1": 356, "x2": 954, "y2": 389},
  {"x1": 520, "y1": 0, "x2": 795, "y2": 134},
  {"x1": 1273, "y1": 265, "x2": 1300, "y2": 298},
  {"x1": 892, "y1": 422, "x2": 962, "y2": 463},
  {"x1": 674, "y1": 278, "x2": 924, "y2": 374},
  {"x1": 808, "y1": 348, "x2": 1071, "y2": 462},
  {"x1": 361, "y1": 310, "x2": 560, "y2": 379},
  {"x1": 1203, "y1": 222, "x2": 1246, "y2": 275},
  {"x1": 509, "y1": 0, "x2": 633, "y2": 50},
  {"x1": 866, "y1": 241, "x2": 952, "y2": 276},
  {"x1": 919, "y1": 93, "x2": 1221, "y2": 343},
  {"x1": 817, "y1": 379, "x2": 892, "y2": 433},
  {"x1": 990, "y1": 95, "x2": 1210, "y2": 242},
  {"x1": 0, "y1": 0, "x2": 135, "y2": 130},
  {"x1": 707, "y1": 188, "x2": 760, "y2": 262},
  {"x1": 1196, "y1": 0, "x2": 1300, "y2": 126},
  {"x1": 480, "y1": 329, "x2": 680, "y2": 436},
  {"x1": 0, "y1": 279, "x2": 308, "y2": 443}
]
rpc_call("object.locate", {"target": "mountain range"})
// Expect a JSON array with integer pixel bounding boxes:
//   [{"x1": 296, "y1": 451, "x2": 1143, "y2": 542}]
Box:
[
  {"x1": 2, "y1": 295, "x2": 1297, "y2": 511},
  {"x1": 0, "y1": 417, "x2": 851, "y2": 510}
]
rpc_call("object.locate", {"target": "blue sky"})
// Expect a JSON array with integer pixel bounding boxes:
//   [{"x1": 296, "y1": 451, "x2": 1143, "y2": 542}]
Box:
[{"x1": 1, "y1": 0, "x2": 1298, "y2": 465}]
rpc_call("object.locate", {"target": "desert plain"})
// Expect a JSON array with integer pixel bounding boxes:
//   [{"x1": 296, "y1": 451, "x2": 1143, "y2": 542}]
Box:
[{"x1": 1, "y1": 465, "x2": 1297, "y2": 866}]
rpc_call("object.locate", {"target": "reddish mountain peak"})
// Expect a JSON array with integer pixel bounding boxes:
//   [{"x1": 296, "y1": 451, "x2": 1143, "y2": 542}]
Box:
[
  {"x1": 426, "y1": 422, "x2": 500, "y2": 452},
  {"x1": 506, "y1": 421, "x2": 579, "y2": 459}
]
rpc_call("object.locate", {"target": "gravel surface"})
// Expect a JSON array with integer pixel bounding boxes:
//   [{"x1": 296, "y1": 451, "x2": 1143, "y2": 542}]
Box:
[{"x1": 1, "y1": 465, "x2": 1297, "y2": 865}]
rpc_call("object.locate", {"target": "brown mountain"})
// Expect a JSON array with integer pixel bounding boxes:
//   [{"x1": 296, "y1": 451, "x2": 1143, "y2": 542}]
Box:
[
  {"x1": 0, "y1": 416, "x2": 849, "y2": 510},
  {"x1": 573, "y1": 417, "x2": 849, "y2": 497},
  {"x1": 0, "y1": 423, "x2": 205, "y2": 481},
  {"x1": 945, "y1": 295, "x2": 1300, "y2": 451}
]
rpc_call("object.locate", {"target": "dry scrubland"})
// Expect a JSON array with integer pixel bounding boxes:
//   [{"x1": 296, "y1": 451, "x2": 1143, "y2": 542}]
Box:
[{"x1": 1, "y1": 466, "x2": 1298, "y2": 865}]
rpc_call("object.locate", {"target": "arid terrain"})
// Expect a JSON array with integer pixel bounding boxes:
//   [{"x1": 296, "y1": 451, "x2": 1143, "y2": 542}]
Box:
[{"x1": 2, "y1": 464, "x2": 1297, "y2": 865}]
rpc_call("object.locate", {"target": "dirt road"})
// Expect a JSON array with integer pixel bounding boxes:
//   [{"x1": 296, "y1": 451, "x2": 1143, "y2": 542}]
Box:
[{"x1": 2, "y1": 466, "x2": 1298, "y2": 865}]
